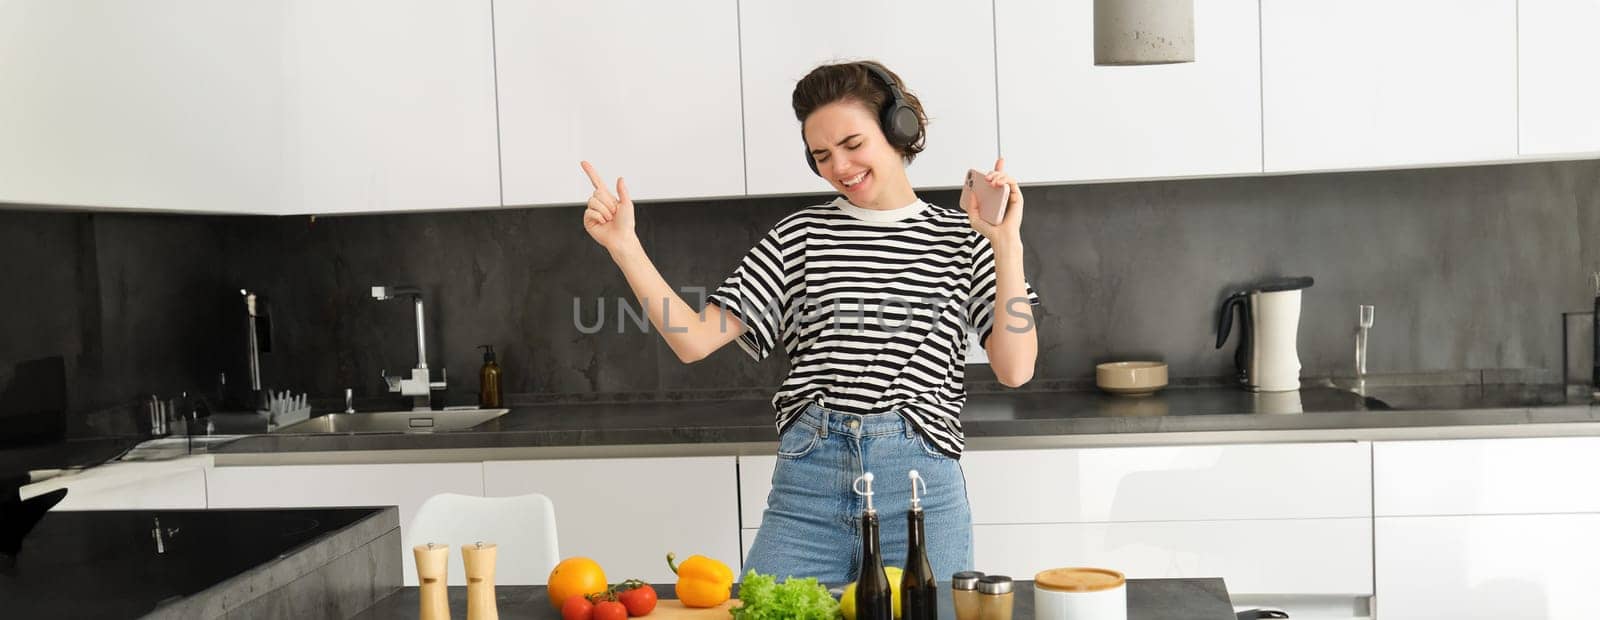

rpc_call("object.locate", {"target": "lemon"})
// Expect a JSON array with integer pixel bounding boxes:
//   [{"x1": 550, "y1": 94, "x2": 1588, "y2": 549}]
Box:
[{"x1": 838, "y1": 566, "x2": 903, "y2": 620}]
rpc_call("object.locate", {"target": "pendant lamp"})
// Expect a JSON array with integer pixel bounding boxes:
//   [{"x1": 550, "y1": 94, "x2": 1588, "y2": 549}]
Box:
[{"x1": 1094, "y1": 0, "x2": 1195, "y2": 65}]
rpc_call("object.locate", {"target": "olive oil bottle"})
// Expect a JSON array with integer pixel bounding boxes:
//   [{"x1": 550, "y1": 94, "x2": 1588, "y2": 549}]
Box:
[
  {"x1": 902, "y1": 470, "x2": 937, "y2": 620},
  {"x1": 854, "y1": 472, "x2": 893, "y2": 620}
]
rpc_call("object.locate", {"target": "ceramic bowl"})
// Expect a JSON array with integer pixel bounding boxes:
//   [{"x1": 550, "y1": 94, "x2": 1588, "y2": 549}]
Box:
[{"x1": 1095, "y1": 361, "x2": 1168, "y2": 396}]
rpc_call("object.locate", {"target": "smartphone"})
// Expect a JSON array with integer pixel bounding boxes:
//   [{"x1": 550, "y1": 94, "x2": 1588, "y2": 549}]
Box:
[{"x1": 960, "y1": 168, "x2": 1010, "y2": 225}]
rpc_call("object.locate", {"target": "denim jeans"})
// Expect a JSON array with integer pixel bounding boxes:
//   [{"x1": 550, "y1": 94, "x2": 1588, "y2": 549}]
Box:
[{"x1": 743, "y1": 402, "x2": 974, "y2": 583}]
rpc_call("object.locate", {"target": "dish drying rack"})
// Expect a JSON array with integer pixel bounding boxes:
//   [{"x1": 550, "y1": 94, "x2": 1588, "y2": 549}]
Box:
[{"x1": 260, "y1": 390, "x2": 312, "y2": 429}]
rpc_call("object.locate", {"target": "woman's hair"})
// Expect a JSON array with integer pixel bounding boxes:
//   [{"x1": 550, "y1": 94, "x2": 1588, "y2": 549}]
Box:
[{"x1": 792, "y1": 60, "x2": 928, "y2": 163}]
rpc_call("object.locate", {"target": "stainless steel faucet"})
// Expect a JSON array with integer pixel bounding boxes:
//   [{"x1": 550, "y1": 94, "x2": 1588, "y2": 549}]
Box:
[
  {"x1": 241, "y1": 289, "x2": 270, "y2": 411},
  {"x1": 1356, "y1": 304, "x2": 1375, "y2": 394},
  {"x1": 372, "y1": 286, "x2": 446, "y2": 410}
]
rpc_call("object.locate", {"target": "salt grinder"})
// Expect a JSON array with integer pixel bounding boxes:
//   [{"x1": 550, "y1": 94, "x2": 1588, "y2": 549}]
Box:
[{"x1": 413, "y1": 542, "x2": 450, "y2": 620}]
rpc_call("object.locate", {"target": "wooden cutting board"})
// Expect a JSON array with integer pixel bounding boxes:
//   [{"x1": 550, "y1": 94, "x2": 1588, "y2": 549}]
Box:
[{"x1": 645, "y1": 598, "x2": 740, "y2": 618}]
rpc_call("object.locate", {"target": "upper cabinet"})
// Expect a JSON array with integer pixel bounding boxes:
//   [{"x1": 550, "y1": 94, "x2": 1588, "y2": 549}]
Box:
[
  {"x1": 1261, "y1": 0, "x2": 1518, "y2": 172},
  {"x1": 0, "y1": 0, "x2": 287, "y2": 213},
  {"x1": 1518, "y1": 0, "x2": 1600, "y2": 156},
  {"x1": 995, "y1": 0, "x2": 1261, "y2": 184},
  {"x1": 0, "y1": 0, "x2": 499, "y2": 215},
  {"x1": 279, "y1": 0, "x2": 501, "y2": 215},
  {"x1": 739, "y1": 0, "x2": 999, "y2": 197},
  {"x1": 7, "y1": 1, "x2": 1597, "y2": 214},
  {"x1": 494, "y1": 0, "x2": 744, "y2": 207}
]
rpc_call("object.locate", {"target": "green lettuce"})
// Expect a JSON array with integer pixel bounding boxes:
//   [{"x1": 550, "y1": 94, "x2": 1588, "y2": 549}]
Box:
[{"x1": 730, "y1": 570, "x2": 841, "y2": 620}]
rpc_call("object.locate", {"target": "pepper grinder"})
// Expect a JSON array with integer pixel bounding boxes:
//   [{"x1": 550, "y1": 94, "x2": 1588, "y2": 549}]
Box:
[
  {"x1": 462, "y1": 541, "x2": 499, "y2": 620},
  {"x1": 414, "y1": 543, "x2": 450, "y2": 620}
]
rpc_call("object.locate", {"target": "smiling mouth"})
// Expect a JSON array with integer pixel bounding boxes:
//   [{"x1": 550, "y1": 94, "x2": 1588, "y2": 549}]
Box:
[{"x1": 841, "y1": 170, "x2": 870, "y2": 189}]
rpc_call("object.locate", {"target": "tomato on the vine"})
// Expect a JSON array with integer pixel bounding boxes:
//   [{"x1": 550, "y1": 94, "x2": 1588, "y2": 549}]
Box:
[{"x1": 614, "y1": 579, "x2": 658, "y2": 616}]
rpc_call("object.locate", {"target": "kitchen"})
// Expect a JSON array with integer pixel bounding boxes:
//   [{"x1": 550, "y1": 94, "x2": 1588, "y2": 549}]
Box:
[{"x1": 2, "y1": 0, "x2": 1600, "y2": 618}]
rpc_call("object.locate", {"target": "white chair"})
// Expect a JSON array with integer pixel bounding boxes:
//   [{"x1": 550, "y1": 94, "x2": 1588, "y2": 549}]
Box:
[{"x1": 405, "y1": 492, "x2": 561, "y2": 586}]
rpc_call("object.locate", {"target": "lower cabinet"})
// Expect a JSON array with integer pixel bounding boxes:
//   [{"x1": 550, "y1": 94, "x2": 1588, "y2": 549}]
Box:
[
  {"x1": 976, "y1": 519, "x2": 1371, "y2": 596},
  {"x1": 737, "y1": 442, "x2": 1374, "y2": 599},
  {"x1": 205, "y1": 462, "x2": 484, "y2": 585},
  {"x1": 1373, "y1": 438, "x2": 1600, "y2": 618},
  {"x1": 39, "y1": 462, "x2": 209, "y2": 511},
  {"x1": 1376, "y1": 514, "x2": 1600, "y2": 620},
  {"x1": 484, "y1": 456, "x2": 741, "y2": 584}
]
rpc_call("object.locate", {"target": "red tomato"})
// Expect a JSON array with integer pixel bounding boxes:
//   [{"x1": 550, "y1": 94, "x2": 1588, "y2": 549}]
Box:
[
  {"x1": 561, "y1": 594, "x2": 594, "y2": 620},
  {"x1": 617, "y1": 583, "x2": 658, "y2": 616},
  {"x1": 593, "y1": 600, "x2": 628, "y2": 620}
]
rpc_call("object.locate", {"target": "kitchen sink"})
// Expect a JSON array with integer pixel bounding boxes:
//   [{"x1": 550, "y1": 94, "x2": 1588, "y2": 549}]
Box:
[{"x1": 270, "y1": 408, "x2": 510, "y2": 434}]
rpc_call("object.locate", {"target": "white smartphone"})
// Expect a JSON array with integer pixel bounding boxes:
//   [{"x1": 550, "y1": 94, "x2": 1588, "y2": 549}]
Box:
[{"x1": 960, "y1": 168, "x2": 1010, "y2": 225}]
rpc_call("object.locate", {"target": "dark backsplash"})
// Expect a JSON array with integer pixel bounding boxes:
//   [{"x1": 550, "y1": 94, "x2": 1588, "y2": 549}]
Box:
[
  {"x1": 0, "y1": 211, "x2": 236, "y2": 435},
  {"x1": 4, "y1": 159, "x2": 1598, "y2": 429}
]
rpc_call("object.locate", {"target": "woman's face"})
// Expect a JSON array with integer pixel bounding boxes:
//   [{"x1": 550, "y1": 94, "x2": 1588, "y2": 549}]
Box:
[{"x1": 803, "y1": 100, "x2": 909, "y2": 207}]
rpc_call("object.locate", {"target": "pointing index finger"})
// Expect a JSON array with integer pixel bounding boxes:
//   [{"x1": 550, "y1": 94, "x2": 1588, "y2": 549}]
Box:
[
  {"x1": 580, "y1": 160, "x2": 607, "y2": 191},
  {"x1": 994, "y1": 157, "x2": 1006, "y2": 173}
]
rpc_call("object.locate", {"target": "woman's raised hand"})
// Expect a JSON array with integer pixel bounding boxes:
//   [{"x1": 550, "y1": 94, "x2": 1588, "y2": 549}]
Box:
[
  {"x1": 580, "y1": 160, "x2": 637, "y2": 251},
  {"x1": 963, "y1": 157, "x2": 1024, "y2": 245}
]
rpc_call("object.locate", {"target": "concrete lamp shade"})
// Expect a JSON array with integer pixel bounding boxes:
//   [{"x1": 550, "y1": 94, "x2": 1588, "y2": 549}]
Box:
[{"x1": 1094, "y1": 0, "x2": 1196, "y2": 65}]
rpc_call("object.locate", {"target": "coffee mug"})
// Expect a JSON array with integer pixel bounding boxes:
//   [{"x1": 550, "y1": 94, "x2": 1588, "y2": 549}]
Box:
[{"x1": 1033, "y1": 567, "x2": 1126, "y2": 620}]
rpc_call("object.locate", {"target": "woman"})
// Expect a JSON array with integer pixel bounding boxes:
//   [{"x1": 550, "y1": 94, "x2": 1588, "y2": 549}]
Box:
[{"x1": 579, "y1": 60, "x2": 1039, "y2": 582}]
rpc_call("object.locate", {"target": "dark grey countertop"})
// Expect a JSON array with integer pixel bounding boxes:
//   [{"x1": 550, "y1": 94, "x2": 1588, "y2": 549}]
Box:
[
  {"x1": 0, "y1": 506, "x2": 397, "y2": 618},
  {"x1": 354, "y1": 577, "x2": 1235, "y2": 620},
  {"x1": 201, "y1": 381, "x2": 1598, "y2": 456}
]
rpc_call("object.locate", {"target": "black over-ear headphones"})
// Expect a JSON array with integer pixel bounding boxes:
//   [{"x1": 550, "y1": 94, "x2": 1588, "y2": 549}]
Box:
[{"x1": 804, "y1": 63, "x2": 922, "y2": 177}]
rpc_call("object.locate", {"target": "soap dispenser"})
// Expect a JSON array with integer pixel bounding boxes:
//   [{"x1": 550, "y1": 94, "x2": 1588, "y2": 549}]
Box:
[{"x1": 477, "y1": 345, "x2": 502, "y2": 408}]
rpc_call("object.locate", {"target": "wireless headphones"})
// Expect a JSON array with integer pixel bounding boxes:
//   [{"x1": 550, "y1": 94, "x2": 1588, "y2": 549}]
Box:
[{"x1": 804, "y1": 63, "x2": 922, "y2": 177}]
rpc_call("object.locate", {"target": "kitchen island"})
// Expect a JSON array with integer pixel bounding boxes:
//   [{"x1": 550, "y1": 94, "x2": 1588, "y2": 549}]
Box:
[
  {"x1": 354, "y1": 577, "x2": 1237, "y2": 619},
  {"x1": 0, "y1": 506, "x2": 400, "y2": 618}
]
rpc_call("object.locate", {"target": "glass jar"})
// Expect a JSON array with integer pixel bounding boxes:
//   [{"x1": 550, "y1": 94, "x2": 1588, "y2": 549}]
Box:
[
  {"x1": 951, "y1": 571, "x2": 985, "y2": 620},
  {"x1": 977, "y1": 574, "x2": 1014, "y2": 620}
]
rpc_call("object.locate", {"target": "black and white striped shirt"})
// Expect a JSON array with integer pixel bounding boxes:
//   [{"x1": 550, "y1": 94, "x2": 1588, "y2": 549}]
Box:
[{"x1": 706, "y1": 197, "x2": 1040, "y2": 458}]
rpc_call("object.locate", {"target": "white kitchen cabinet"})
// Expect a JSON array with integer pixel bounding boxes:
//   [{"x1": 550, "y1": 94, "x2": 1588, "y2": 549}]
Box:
[
  {"x1": 977, "y1": 519, "x2": 1372, "y2": 596},
  {"x1": 1376, "y1": 514, "x2": 1600, "y2": 619},
  {"x1": 738, "y1": 454, "x2": 775, "y2": 529},
  {"x1": 740, "y1": 527, "x2": 758, "y2": 568},
  {"x1": 23, "y1": 459, "x2": 209, "y2": 511},
  {"x1": 744, "y1": 443, "x2": 1370, "y2": 526},
  {"x1": 54, "y1": 467, "x2": 209, "y2": 510},
  {"x1": 994, "y1": 0, "x2": 1262, "y2": 184},
  {"x1": 1374, "y1": 437, "x2": 1600, "y2": 517},
  {"x1": 1518, "y1": 0, "x2": 1600, "y2": 156},
  {"x1": 279, "y1": 0, "x2": 501, "y2": 214},
  {"x1": 494, "y1": 0, "x2": 744, "y2": 207},
  {"x1": 484, "y1": 456, "x2": 741, "y2": 584},
  {"x1": 738, "y1": 0, "x2": 999, "y2": 197},
  {"x1": 965, "y1": 442, "x2": 1369, "y2": 524},
  {"x1": 0, "y1": 0, "x2": 499, "y2": 215},
  {"x1": 743, "y1": 444, "x2": 1371, "y2": 598},
  {"x1": 1261, "y1": 0, "x2": 1517, "y2": 172},
  {"x1": 0, "y1": 0, "x2": 286, "y2": 213},
  {"x1": 205, "y1": 462, "x2": 484, "y2": 585}
]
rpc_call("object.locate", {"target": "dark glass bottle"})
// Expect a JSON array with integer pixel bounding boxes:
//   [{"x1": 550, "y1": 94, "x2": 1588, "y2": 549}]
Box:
[
  {"x1": 477, "y1": 345, "x2": 502, "y2": 408},
  {"x1": 1592, "y1": 273, "x2": 1600, "y2": 389},
  {"x1": 855, "y1": 473, "x2": 893, "y2": 620},
  {"x1": 902, "y1": 470, "x2": 937, "y2": 620}
]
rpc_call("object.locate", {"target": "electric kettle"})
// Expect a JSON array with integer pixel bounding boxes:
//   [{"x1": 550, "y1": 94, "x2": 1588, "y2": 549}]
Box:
[{"x1": 1214, "y1": 277, "x2": 1314, "y2": 392}]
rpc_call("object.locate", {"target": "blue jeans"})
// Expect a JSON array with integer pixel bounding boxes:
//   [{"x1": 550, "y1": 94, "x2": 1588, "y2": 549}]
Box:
[{"x1": 743, "y1": 402, "x2": 974, "y2": 583}]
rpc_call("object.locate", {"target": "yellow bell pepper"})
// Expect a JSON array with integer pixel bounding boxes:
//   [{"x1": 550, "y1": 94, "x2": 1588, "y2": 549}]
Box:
[{"x1": 666, "y1": 551, "x2": 734, "y2": 608}]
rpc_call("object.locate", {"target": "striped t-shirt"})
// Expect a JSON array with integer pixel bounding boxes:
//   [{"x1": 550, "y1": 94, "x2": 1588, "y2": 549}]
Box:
[{"x1": 706, "y1": 197, "x2": 1040, "y2": 458}]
